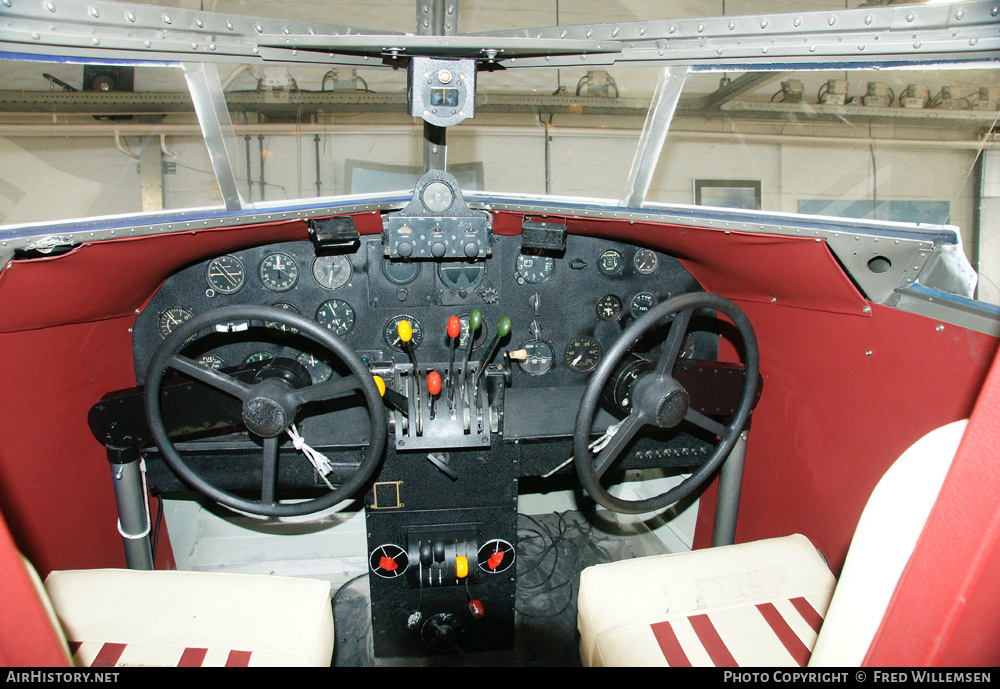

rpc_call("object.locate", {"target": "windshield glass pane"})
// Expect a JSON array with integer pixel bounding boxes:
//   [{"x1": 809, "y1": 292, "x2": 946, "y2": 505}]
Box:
[
  {"x1": 650, "y1": 66, "x2": 1000, "y2": 305},
  {"x1": 0, "y1": 59, "x2": 222, "y2": 225}
]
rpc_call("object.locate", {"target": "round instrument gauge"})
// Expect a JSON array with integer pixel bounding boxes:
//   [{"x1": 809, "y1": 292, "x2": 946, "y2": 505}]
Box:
[
  {"x1": 439, "y1": 261, "x2": 486, "y2": 292},
  {"x1": 420, "y1": 181, "x2": 455, "y2": 214},
  {"x1": 478, "y1": 539, "x2": 515, "y2": 574},
  {"x1": 243, "y1": 352, "x2": 274, "y2": 365},
  {"x1": 517, "y1": 339, "x2": 554, "y2": 376},
  {"x1": 370, "y1": 543, "x2": 409, "y2": 579},
  {"x1": 598, "y1": 249, "x2": 624, "y2": 276},
  {"x1": 258, "y1": 252, "x2": 298, "y2": 292},
  {"x1": 382, "y1": 258, "x2": 420, "y2": 286},
  {"x1": 196, "y1": 354, "x2": 226, "y2": 370},
  {"x1": 296, "y1": 351, "x2": 333, "y2": 384},
  {"x1": 384, "y1": 315, "x2": 423, "y2": 352},
  {"x1": 312, "y1": 255, "x2": 352, "y2": 290},
  {"x1": 596, "y1": 294, "x2": 623, "y2": 321},
  {"x1": 633, "y1": 249, "x2": 659, "y2": 275},
  {"x1": 515, "y1": 252, "x2": 554, "y2": 284},
  {"x1": 206, "y1": 255, "x2": 246, "y2": 294},
  {"x1": 564, "y1": 336, "x2": 602, "y2": 373},
  {"x1": 316, "y1": 299, "x2": 355, "y2": 336},
  {"x1": 265, "y1": 302, "x2": 300, "y2": 333},
  {"x1": 158, "y1": 307, "x2": 193, "y2": 338},
  {"x1": 457, "y1": 313, "x2": 488, "y2": 351},
  {"x1": 629, "y1": 291, "x2": 658, "y2": 319}
]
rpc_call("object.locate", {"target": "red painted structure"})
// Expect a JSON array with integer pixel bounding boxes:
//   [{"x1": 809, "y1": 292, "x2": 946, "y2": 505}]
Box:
[{"x1": 0, "y1": 211, "x2": 996, "y2": 665}]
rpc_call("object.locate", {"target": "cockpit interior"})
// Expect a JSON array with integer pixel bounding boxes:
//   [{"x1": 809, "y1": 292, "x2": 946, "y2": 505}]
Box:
[{"x1": 1, "y1": 0, "x2": 999, "y2": 669}]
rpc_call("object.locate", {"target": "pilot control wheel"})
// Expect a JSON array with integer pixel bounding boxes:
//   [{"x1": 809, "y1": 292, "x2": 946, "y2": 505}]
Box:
[
  {"x1": 573, "y1": 292, "x2": 758, "y2": 515},
  {"x1": 144, "y1": 304, "x2": 387, "y2": 517}
]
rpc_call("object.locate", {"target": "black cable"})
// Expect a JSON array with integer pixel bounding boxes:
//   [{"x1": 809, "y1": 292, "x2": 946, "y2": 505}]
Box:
[{"x1": 151, "y1": 495, "x2": 164, "y2": 565}]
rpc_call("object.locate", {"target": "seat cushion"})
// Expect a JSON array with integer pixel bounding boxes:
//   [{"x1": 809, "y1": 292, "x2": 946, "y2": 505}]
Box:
[
  {"x1": 577, "y1": 534, "x2": 835, "y2": 667},
  {"x1": 44, "y1": 569, "x2": 334, "y2": 667}
]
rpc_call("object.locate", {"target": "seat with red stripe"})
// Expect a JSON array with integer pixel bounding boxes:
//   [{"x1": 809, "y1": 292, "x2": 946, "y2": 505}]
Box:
[
  {"x1": 577, "y1": 419, "x2": 969, "y2": 667},
  {"x1": 43, "y1": 568, "x2": 335, "y2": 667}
]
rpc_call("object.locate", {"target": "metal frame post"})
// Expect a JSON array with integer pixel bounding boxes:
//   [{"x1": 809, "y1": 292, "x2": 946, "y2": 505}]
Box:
[
  {"x1": 621, "y1": 66, "x2": 688, "y2": 208},
  {"x1": 712, "y1": 430, "x2": 748, "y2": 547},
  {"x1": 108, "y1": 448, "x2": 154, "y2": 570}
]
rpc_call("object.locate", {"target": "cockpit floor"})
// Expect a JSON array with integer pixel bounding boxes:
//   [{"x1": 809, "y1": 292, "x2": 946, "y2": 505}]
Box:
[{"x1": 332, "y1": 510, "x2": 673, "y2": 667}]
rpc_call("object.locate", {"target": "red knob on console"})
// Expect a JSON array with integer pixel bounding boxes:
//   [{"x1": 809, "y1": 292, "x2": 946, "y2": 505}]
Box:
[
  {"x1": 447, "y1": 315, "x2": 461, "y2": 340},
  {"x1": 468, "y1": 599, "x2": 486, "y2": 620},
  {"x1": 427, "y1": 371, "x2": 442, "y2": 396}
]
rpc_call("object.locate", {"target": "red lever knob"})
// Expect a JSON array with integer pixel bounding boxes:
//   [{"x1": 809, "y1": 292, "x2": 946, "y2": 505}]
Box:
[
  {"x1": 487, "y1": 551, "x2": 504, "y2": 571},
  {"x1": 427, "y1": 371, "x2": 442, "y2": 396},
  {"x1": 447, "y1": 315, "x2": 461, "y2": 339},
  {"x1": 379, "y1": 555, "x2": 398, "y2": 572},
  {"x1": 468, "y1": 599, "x2": 486, "y2": 620}
]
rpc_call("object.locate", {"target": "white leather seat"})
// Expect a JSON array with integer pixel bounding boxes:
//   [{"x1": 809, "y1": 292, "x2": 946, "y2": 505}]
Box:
[
  {"x1": 43, "y1": 568, "x2": 335, "y2": 667},
  {"x1": 577, "y1": 420, "x2": 968, "y2": 667}
]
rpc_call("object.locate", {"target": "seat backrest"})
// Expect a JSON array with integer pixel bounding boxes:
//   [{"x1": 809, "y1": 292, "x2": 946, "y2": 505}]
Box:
[{"x1": 807, "y1": 419, "x2": 968, "y2": 666}]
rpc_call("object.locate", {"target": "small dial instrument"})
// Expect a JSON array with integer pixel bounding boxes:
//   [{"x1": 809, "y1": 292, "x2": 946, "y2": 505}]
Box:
[
  {"x1": 157, "y1": 307, "x2": 193, "y2": 338},
  {"x1": 633, "y1": 249, "x2": 659, "y2": 275},
  {"x1": 384, "y1": 315, "x2": 423, "y2": 352},
  {"x1": 316, "y1": 299, "x2": 355, "y2": 336},
  {"x1": 598, "y1": 249, "x2": 625, "y2": 276},
  {"x1": 515, "y1": 252, "x2": 554, "y2": 284},
  {"x1": 296, "y1": 351, "x2": 333, "y2": 384},
  {"x1": 420, "y1": 181, "x2": 455, "y2": 213},
  {"x1": 382, "y1": 258, "x2": 420, "y2": 286},
  {"x1": 517, "y1": 339, "x2": 554, "y2": 376},
  {"x1": 478, "y1": 539, "x2": 515, "y2": 574},
  {"x1": 596, "y1": 294, "x2": 623, "y2": 320},
  {"x1": 370, "y1": 544, "x2": 409, "y2": 579},
  {"x1": 457, "y1": 313, "x2": 488, "y2": 351},
  {"x1": 243, "y1": 352, "x2": 274, "y2": 365},
  {"x1": 439, "y1": 261, "x2": 486, "y2": 292},
  {"x1": 265, "y1": 302, "x2": 300, "y2": 333},
  {"x1": 196, "y1": 354, "x2": 226, "y2": 370},
  {"x1": 564, "y1": 336, "x2": 602, "y2": 373},
  {"x1": 206, "y1": 255, "x2": 246, "y2": 294},
  {"x1": 259, "y1": 252, "x2": 298, "y2": 292},
  {"x1": 312, "y1": 255, "x2": 352, "y2": 290},
  {"x1": 630, "y1": 292, "x2": 658, "y2": 319}
]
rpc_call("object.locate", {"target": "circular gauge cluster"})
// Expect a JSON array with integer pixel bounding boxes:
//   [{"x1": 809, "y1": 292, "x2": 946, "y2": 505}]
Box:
[
  {"x1": 515, "y1": 252, "x2": 553, "y2": 284},
  {"x1": 206, "y1": 255, "x2": 245, "y2": 294},
  {"x1": 564, "y1": 336, "x2": 602, "y2": 373},
  {"x1": 158, "y1": 307, "x2": 193, "y2": 338},
  {"x1": 633, "y1": 248, "x2": 659, "y2": 275},
  {"x1": 630, "y1": 292, "x2": 658, "y2": 318},
  {"x1": 384, "y1": 315, "x2": 423, "y2": 352},
  {"x1": 259, "y1": 252, "x2": 298, "y2": 292},
  {"x1": 597, "y1": 294, "x2": 622, "y2": 320},
  {"x1": 517, "y1": 340, "x2": 554, "y2": 376},
  {"x1": 316, "y1": 299, "x2": 355, "y2": 336},
  {"x1": 204, "y1": 252, "x2": 356, "y2": 294},
  {"x1": 598, "y1": 249, "x2": 624, "y2": 276},
  {"x1": 312, "y1": 255, "x2": 352, "y2": 290}
]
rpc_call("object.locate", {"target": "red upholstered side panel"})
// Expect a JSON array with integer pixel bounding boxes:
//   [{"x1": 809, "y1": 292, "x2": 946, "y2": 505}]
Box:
[
  {"x1": 0, "y1": 220, "x2": 318, "y2": 574},
  {"x1": 865, "y1": 348, "x2": 1000, "y2": 666},
  {"x1": 0, "y1": 220, "x2": 310, "y2": 333},
  {"x1": 693, "y1": 300, "x2": 997, "y2": 573},
  {"x1": 0, "y1": 509, "x2": 69, "y2": 667}
]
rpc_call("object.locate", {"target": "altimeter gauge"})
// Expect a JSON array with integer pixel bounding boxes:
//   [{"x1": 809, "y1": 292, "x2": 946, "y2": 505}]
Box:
[{"x1": 316, "y1": 299, "x2": 355, "y2": 336}]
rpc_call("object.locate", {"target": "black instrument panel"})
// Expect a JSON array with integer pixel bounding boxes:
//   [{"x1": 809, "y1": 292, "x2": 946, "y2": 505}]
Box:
[{"x1": 133, "y1": 234, "x2": 715, "y2": 400}]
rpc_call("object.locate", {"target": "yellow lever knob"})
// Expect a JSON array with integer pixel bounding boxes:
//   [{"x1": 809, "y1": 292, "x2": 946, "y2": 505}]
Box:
[
  {"x1": 397, "y1": 319, "x2": 413, "y2": 343},
  {"x1": 456, "y1": 555, "x2": 469, "y2": 579}
]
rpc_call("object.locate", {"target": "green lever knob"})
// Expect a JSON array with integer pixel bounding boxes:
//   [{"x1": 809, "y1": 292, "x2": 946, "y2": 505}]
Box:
[
  {"x1": 469, "y1": 309, "x2": 482, "y2": 330},
  {"x1": 496, "y1": 316, "x2": 511, "y2": 337}
]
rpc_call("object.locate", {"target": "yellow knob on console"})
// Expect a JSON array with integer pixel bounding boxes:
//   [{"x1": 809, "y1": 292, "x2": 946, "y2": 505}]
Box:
[
  {"x1": 456, "y1": 555, "x2": 468, "y2": 579},
  {"x1": 373, "y1": 375, "x2": 386, "y2": 397},
  {"x1": 397, "y1": 319, "x2": 413, "y2": 343}
]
